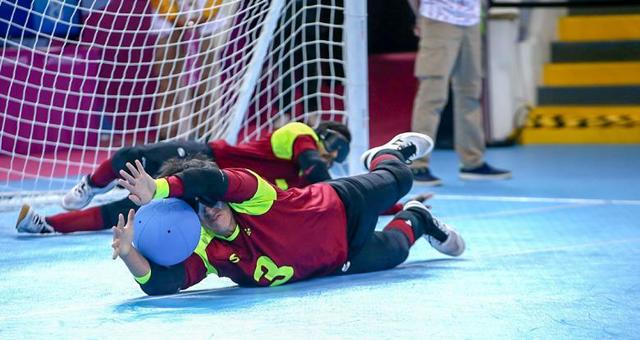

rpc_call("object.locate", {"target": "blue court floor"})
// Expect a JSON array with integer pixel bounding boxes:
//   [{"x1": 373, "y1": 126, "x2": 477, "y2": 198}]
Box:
[{"x1": 1, "y1": 145, "x2": 639, "y2": 339}]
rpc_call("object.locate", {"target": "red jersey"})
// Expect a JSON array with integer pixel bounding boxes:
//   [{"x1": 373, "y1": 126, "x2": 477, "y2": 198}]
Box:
[
  {"x1": 167, "y1": 168, "x2": 348, "y2": 288},
  {"x1": 208, "y1": 122, "x2": 321, "y2": 190}
]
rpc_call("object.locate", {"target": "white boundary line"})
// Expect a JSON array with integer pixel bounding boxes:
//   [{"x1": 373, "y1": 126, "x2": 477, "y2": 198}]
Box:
[
  {"x1": 443, "y1": 202, "x2": 594, "y2": 221},
  {"x1": 476, "y1": 237, "x2": 640, "y2": 260},
  {"x1": 434, "y1": 194, "x2": 640, "y2": 206}
]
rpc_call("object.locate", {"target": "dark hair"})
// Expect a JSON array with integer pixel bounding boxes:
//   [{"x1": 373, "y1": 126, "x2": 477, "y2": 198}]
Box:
[
  {"x1": 157, "y1": 154, "x2": 218, "y2": 178},
  {"x1": 156, "y1": 155, "x2": 218, "y2": 211},
  {"x1": 316, "y1": 121, "x2": 351, "y2": 143}
]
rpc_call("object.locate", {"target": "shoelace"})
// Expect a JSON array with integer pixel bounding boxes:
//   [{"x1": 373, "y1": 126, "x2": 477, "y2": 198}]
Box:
[
  {"x1": 73, "y1": 181, "x2": 89, "y2": 197},
  {"x1": 429, "y1": 218, "x2": 450, "y2": 245},
  {"x1": 393, "y1": 140, "x2": 417, "y2": 163},
  {"x1": 31, "y1": 213, "x2": 45, "y2": 230}
]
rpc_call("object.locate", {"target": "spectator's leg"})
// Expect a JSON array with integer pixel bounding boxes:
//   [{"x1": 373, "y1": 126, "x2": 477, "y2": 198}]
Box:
[
  {"x1": 153, "y1": 29, "x2": 187, "y2": 140},
  {"x1": 193, "y1": 35, "x2": 216, "y2": 138},
  {"x1": 411, "y1": 17, "x2": 461, "y2": 168},
  {"x1": 451, "y1": 23, "x2": 484, "y2": 169}
]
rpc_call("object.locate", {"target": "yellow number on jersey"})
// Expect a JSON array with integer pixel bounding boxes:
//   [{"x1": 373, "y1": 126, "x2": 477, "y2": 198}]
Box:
[{"x1": 253, "y1": 256, "x2": 294, "y2": 286}]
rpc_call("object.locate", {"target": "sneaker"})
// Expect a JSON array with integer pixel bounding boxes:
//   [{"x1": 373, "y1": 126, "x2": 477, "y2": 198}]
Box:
[
  {"x1": 459, "y1": 163, "x2": 512, "y2": 180},
  {"x1": 61, "y1": 175, "x2": 116, "y2": 210},
  {"x1": 404, "y1": 200, "x2": 465, "y2": 257},
  {"x1": 411, "y1": 167, "x2": 443, "y2": 186},
  {"x1": 361, "y1": 132, "x2": 434, "y2": 170},
  {"x1": 16, "y1": 204, "x2": 54, "y2": 234}
]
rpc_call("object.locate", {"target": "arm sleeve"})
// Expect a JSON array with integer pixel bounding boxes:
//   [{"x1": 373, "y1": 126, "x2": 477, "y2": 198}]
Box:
[
  {"x1": 166, "y1": 167, "x2": 259, "y2": 205},
  {"x1": 292, "y1": 135, "x2": 318, "y2": 160},
  {"x1": 137, "y1": 254, "x2": 209, "y2": 296},
  {"x1": 297, "y1": 149, "x2": 332, "y2": 184},
  {"x1": 137, "y1": 261, "x2": 186, "y2": 296}
]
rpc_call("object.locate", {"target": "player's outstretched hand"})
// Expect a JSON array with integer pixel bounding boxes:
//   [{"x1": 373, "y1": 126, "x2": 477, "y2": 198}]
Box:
[
  {"x1": 112, "y1": 209, "x2": 135, "y2": 260},
  {"x1": 408, "y1": 192, "x2": 434, "y2": 209},
  {"x1": 410, "y1": 192, "x2": 434, "y2": 203},
  {"x1": 118, "y1": 159, "x2": 156, "y2": 206}
]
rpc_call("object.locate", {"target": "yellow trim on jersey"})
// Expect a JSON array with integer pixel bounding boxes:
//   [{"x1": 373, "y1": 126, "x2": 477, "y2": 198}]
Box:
[
  {"x1": 194, "y1": 227, "x2": 219, "y2": 275},
  {"x1": 213, "y1": 224, "x2": 240, "y2": 242},
  {"x1": 134, "y1": 270, "x2": 152, "y2": 285},
  {"x1": 153, "y1": 178, "x2": 170, "y2": 199},
  {"x1": 270, "y1": 122, "x2": 320, "y2": 160},
  {"x1": 228, "y1": 170, "x2": 277, "y2": 216},
  {"x1": 274, "y1": 179, "x2": 288, "y2": 190}
]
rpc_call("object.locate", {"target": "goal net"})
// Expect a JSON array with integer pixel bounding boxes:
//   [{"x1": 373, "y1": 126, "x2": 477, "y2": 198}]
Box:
[{"x1": 0, "y1": 0, "x2": 367, "y2": 201}]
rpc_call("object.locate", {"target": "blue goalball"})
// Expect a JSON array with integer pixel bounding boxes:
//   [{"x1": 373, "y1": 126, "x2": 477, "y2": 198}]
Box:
[{"x1": 133, "y1": 198, "x2": 201, "y2": 266}]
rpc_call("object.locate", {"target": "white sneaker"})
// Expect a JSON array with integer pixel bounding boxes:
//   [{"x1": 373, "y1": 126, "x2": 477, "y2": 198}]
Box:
[
  {"x1": 361, "y1": 132, "x2": 434, "y2": 170},
  {"x1": 61, "y1": 175, "x2": 116, "y2": 210},
  {"x1": 404, "y1": 200, "x2": 465, "y2": 257},
  {"x1": 16, "y1": 204, "x2": 54, "y2": 234}
]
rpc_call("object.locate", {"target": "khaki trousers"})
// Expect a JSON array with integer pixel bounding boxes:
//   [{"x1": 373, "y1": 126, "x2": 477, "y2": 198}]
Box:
[{"x1": 411, "y1": 16, "x2": 485, "y2": 169}]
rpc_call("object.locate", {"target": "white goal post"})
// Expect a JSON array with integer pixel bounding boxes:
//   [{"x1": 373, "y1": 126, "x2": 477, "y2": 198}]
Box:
[{"x1": 0, "y1": 0, "x2": 368, "y2": 202}]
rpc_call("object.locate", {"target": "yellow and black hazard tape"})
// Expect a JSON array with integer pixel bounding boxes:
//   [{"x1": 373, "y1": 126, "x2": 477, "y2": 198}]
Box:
[{"x1": 526, "y1": 113, "x2": 640, "y2": 129}]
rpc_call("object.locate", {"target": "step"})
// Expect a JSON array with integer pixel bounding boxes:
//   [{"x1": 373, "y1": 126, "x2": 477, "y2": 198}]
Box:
[
  {"x1": 520, "y1": 106, "x2": 640, "y2": 144},
  {"x1": 538, "y1": 86, "x2": 640, "y2": 105},
  {"x1": 558, "y1": 15, "x2": 640, "y2": 41},
  {"x1": 570, "y1": 6, "x2": 640, "y2": 16},
  {"x1": 520, "y1": 127, "x2": 640, "y2": 144},
  {"x1": 552, "y1": 40, "x2": 640, "y2": 63},
  {"x1": 543, "y1": 62, "x2": 640, "y2": 86}
]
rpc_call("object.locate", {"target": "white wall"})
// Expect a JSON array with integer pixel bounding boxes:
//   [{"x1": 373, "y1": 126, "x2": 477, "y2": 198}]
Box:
[{"x1": 486, "y1": 6, "x2": 566, "y2": 142}]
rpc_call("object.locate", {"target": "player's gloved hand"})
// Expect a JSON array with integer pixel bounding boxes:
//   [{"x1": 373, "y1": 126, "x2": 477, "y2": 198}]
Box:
[
  {"x1": 112, "y1": 209, "x2": 135, "y2": 259},
  {"x1": 118, "y1": 159, "x2": 156, "y2": 205}
]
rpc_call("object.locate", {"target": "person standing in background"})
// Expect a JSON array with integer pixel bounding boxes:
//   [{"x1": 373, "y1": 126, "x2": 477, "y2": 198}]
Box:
[
  {"x1": 150, "y1": 0, "x2": 235, "y2": 139},
  {"x1": 406, "y1": 0, "x2": 511, "y2": 185}
]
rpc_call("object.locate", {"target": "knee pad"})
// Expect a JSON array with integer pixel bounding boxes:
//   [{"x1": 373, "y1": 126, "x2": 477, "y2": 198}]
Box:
[
  {"x1": 377, "y1": 160, "x2": 413, "y2": 195},
  {"x1": 111, "y1": 146, "x2": 142, "y2": 173}
]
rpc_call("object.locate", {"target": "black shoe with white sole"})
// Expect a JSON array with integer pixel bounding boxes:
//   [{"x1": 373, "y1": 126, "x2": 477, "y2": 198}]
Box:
[{"x1": 404, "y1": 200, "x2": 465, "y2": 257}]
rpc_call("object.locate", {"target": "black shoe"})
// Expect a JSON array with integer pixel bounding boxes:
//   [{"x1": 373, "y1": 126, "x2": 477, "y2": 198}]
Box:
[
  {"x1": 404, "y1": 201, "x2": 465, "y2": 256},
  {"x1": 411, "y1": 167, "x2": 443, "y2": 186},
  {"x1": 459, "y1": 163, "x2": 512, "y2": 180}
]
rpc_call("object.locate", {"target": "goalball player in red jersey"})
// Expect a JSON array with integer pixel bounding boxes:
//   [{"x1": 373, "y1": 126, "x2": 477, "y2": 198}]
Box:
[
  {"x1": 17, "y1": 121, "x2": 427, "y2": 234},
  {"x1": 111, "y1": 132, "x2": 465, "y2": 294},
  {"x1": 15, "y1": 121, "x2": 351, "y2": 234}
]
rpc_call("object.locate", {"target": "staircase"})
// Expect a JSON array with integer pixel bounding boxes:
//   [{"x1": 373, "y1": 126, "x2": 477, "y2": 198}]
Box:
[{"x1": 521, "y1": 7, "x2": 640, "y2": 144}]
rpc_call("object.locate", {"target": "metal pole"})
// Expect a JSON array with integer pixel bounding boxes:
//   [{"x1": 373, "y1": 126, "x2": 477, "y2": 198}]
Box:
[
  {"x1": 225, "y1": 0, "x2": 286, "y2": 144},
  {"x1": 344, "y1": 0, "x2": 369, "y2": 174}
]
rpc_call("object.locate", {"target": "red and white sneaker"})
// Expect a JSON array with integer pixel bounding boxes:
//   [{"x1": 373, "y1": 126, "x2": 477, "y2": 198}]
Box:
[
  {"x1": 16, "y1": 205, "x2": 54, "y2": 234},
  {"x1": 61, "y1": 175, "x2": 116, "y2": 210}
]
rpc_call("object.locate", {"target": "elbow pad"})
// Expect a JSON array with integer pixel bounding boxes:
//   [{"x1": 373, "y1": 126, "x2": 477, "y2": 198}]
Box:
[
  {"x1": 138, "y1": 261, "x2": 186, "y2": 296},
  {"x1": 297, "y1": 150, "x2": 331, "y2": 183}
]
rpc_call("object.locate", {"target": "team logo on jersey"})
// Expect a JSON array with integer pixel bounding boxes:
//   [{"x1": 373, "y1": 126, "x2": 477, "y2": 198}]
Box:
[
  {"x1": 229, "y1": 253, "x2": 240, "y2": 263},
  {"x1": 244, "y1": 227, "x2": 252, "y2": 236},
  {"x1": 341, "y1": 261, "x2": 351, "y2": 273},
  {"x1": 177, "y1": 147, "x2": 186, "y2": 158}
]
